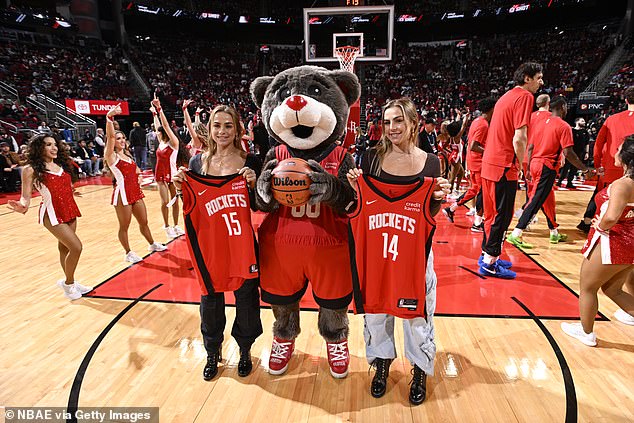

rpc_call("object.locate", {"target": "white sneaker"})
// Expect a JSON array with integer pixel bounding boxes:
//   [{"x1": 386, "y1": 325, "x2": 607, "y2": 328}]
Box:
[
  {"x1": 466, "y1": 208, "x2": 477, "y2": 216},
  {"x1": 73, "y1": 281, "x2": 93, "y2": 294},
  {"x1": 164, "y1": 226, "x2": 177, "y2": 238},
  {"x1": 125, "y1": 251, "x2": 144, "y2": 263},
  {"x1": 561, "y1": 322, "x2": 597, "y2": 347},
  {"x1": 148, "y1": 242, "x2": 167, "y2": 252},
  {"x1": 56, "y1": 279, "x2": 82, "y2": 300},
  {"x1": 614, "y1": 309, "x2": 634, "y2": 326},
  {"x1": 173, "y1": 225, "x2": 186, "y2": 237}
]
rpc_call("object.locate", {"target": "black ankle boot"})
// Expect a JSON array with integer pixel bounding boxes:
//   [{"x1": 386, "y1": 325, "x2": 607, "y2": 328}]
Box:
[
  {"x1": 409, "y1": 365, "x2": 427, "y2": 405},
  {"x1": 238, "y1": 349, "x2": 253, "y2": 377},
  {"x1": 370, "y1": 358, "x2": 392, "y2": 398},
  {"x1": 203, "y1": 349, "x2": 222, "y2": 381}
]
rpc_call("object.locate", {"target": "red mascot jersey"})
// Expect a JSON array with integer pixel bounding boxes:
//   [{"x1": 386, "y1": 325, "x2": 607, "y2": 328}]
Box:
[
  {"x1": 348, "y1": 175, "x2": 436, "y2": 318},
  {"x1": 259, "y1": 144, "x2": 349, "y2": 246},
  {"x1": 182, "y1": 171, "x2": 258, "y2": 295}
]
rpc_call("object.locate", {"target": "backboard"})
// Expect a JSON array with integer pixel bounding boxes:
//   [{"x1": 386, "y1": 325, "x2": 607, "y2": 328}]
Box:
[{"x1": 303, "y1": 6, "x2": 394, "y2": 65}]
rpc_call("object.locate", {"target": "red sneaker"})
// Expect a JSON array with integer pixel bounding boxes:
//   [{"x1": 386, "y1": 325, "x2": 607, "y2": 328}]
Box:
[
  {"x1": 268, "y1": 337, "x2": 295, "y2": 375},
  {"x1": 326, "y1": 339, "x2": 350, "y2": 379}
]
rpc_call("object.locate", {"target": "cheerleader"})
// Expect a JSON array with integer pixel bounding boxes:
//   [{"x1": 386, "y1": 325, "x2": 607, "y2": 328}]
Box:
[
  {"x1": 105, "y1": 105, "x2": 167, "y2": 263},
  {"x1": 181, "y1": 99, "x2": 208, "y2": 157},
  {"x1": 151, "y1": 95, "x2": 189, "y2": 239},
  {"x1": 562, "y1": 135, "x2": 634, "y2": 346},
  {"x1": 7, "y1": 134, "x2": 91, "y2": 300}
]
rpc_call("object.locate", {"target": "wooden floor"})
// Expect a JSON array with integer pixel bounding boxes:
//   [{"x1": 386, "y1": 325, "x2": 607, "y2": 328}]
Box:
[{"x1": 1, "y1": 183, "x2": 633, "y2": 422}]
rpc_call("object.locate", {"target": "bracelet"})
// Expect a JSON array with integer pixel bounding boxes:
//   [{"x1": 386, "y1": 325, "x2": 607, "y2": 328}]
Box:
[
  {"x1": 152, "y1": 112, "x2": 157, "y2": 116},
  {"x1": 595, "y1": 225, "x2": 609, "y2": 235},
  {"x1": 155, "y1": 107, "x2": 161, "y2": 113},
  {"x1": 182, "y1": 107, "x2": 187, "y2": 111},
  {"x1": 195, "y1": 112, "x2": 200, "y2": 115}
]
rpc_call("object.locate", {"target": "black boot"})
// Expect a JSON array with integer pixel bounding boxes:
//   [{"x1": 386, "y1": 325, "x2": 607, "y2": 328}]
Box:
[
  {"x1": 203, "y1": 349, "x2": 222, "y2": 381},
  {"x1": 238, "y1": 349, "x2": 253, "y2": 377},
  {"x1": 370, "y1": 358, "x2": 392, "y2": 398},
  {"x1": 409, "y1": 365, "x2": 427, "y2": 405}
]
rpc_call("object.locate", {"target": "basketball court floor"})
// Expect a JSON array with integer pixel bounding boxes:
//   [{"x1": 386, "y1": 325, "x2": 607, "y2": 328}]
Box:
[{"x1": 1, "y1": 178, "x2": 633, "y2": 422}]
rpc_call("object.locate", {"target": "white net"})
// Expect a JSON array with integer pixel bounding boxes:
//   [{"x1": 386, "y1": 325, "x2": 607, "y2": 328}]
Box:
[{"x1": 334, "y1": 46, "x2": 360, "y2": 73}]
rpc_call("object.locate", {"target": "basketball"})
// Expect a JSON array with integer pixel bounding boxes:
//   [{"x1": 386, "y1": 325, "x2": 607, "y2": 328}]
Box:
[{"x1": 271, "y1": 158, "x2": 312, "y2": 206}]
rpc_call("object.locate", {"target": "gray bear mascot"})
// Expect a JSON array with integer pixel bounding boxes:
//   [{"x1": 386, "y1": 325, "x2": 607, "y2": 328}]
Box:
[{"x1": 250, "y1": 65, "x2": 360, "y2": 378}]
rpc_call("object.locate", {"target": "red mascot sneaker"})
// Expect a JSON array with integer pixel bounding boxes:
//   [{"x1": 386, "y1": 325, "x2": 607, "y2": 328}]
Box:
[
  {"x1": 268, "y1": 337, "x2": 295, "y2": 375},
  {"x1": 326, "y1": 339, "x2": 350, "y2": 378}
]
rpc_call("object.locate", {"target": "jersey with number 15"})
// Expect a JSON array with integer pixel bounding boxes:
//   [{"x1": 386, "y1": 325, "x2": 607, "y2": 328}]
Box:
[
  {"x1": 182, "y1": 171, "x2": 258, "y2": 295},
  {"x1": 348, "y1": 175, "x2": 436, "y2": 319}
]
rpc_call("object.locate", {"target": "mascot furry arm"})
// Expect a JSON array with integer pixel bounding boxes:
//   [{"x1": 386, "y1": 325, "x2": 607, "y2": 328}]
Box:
[{"x1": 250, "y1": 66, "x2": 360, "y2": 214}]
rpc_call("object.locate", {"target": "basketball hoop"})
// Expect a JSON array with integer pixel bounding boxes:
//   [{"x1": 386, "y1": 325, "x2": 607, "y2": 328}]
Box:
[{"x1": 334, "y1": 46, "x2": 360, "y2": 73}]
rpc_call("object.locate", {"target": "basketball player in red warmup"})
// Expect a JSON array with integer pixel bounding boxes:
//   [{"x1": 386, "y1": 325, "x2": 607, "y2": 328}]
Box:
[
  {"x1": 173, "y1": 105, "x2": 262, "y2": 380},
  {"x1": 347, "y1": 98, "x2": 450, "y2": 405},
  {"x1": 7, "y1": 134, "x2": 92, "y2": 300},
  {"x1": 104, "y1": 104, "x2": 167, "y2": 263},
  {"x1": 515, "y1": 94, "x2": 550, "y2": 222},
  {"x1": 151, "y1": 95, "x2": 189, "y2": 239},
  {"x1": 508, "y1": 97, "x2": 595, "y2": 247},
  {"x1": 562, "y1": 135, "x2": 634, "y2": 346},
  {"x1": 479, "y1": 62, "x2": 543, "y2": 279},
  {"x1": 579, "y1": 86, "x2": 634, "y2": 232},
  {"x1": 443, "y1": 97, "x2": 497, "y2": 231}
]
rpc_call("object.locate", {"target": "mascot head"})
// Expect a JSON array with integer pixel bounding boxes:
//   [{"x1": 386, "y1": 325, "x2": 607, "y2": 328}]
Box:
[{"x1": 250, "y1": 65, "x2": 360, "y2": 151}]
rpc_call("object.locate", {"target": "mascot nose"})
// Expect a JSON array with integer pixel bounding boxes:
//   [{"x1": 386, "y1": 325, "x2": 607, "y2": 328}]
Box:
[{"x1": 286, "y1": 95, "x2": 307, "y2": 111}]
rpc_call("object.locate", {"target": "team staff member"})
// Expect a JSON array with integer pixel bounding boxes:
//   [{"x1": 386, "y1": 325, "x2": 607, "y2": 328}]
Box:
[
  {"x1": 479, "y1": 62, "x2": 543, "y2": 279},
  {"x1": 579, "y1": 87, "x2": 634, "y2": 232},
  {"x1": 508, "y1": 97, "x2": 595, "y2": 247},
  {"x1": 105, "y1": 104, "x2": 167, "y2": 263},
  {"x1": 347, "y1": 98, "x2": 450, "y2": 405},
  {"x1": 173, "y1": 105, "x2": 262, "y2": 381},
  {"x1": 443, "y1": 97, "x2": 497, "y2": 231},
  {"x1": 7, "y1": 134, "x2": 92, "y2": 300},
  {"x1": 562, "y1": 135, "x2": 634, "y2": 346}
]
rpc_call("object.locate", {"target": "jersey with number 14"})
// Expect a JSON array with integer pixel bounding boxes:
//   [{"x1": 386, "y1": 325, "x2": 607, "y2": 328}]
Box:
[
  {"x1": 182, "y1": 171, "x2": 258, "y2": 295},
  {"x1": 348, "y1": 175, "x2": 436, "y2": 319}
]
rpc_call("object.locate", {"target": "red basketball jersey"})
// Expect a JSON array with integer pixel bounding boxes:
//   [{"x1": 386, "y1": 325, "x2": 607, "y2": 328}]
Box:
[
  {"x1": 259, "y1": 144, "x2": 349, "y2": 246},
  {"x1": 182, "y1": 171, "x2": 258, "y2": 295},
  {"x1": 348, "y1": 175, "x2": 436, "y2": 319}
]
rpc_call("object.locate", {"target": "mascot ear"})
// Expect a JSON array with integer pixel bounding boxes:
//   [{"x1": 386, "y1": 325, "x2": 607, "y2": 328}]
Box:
[
  {"x1": 250, "y1": 76, "x2": 275, "y2": 108},
  {"x1": 329, "y1": 70, "x2": 361, "y2": 107}
]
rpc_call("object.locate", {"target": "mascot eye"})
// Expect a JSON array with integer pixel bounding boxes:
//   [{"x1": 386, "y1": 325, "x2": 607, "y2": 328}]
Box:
[
  {"x1": 308, "y1": 85, "x2": 321, "y2": 96},
  {"x1": 279, "y1": 88, "x2": 291, "y2": 101}
]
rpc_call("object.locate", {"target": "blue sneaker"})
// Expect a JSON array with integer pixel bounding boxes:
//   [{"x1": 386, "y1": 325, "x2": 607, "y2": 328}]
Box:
[
  {"x1": 478, "y1": 261, "x2": 517, "y2": 279},
  {"x1": 478, "y1": 255, "x2": 512, "y2": 269}
]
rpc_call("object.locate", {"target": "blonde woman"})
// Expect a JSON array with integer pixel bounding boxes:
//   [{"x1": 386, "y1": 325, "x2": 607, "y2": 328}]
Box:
[
  {"x1": 151, "y1": 95, "x2": 189, "y2": 238},
  {"x1": 181, "y1": 99, "x2": 208, "y2": 157},
  {"x1": 347, "y1": 98, "x2": 450, "y2": 405},
  {"x1": 105, "y1": 104, "x2": 167, "y2": 263}
]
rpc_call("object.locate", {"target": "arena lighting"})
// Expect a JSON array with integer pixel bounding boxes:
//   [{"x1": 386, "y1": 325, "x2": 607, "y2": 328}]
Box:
[
  {"x1": 309, "y1": 17, "x2": 322, "y2": 24},
  {"x1": 260, "y1": 17, "x2": 276, "y2": 24},
  {"x1": 172, "y1": 10, "x2": 183, "y2": 17},
  {"x1": 199, "y1": 12, "x2": 221, "y2": 19},
  {"x1": 15, "y1": 14, "x2": 27, "y2": 23},
  {"x1": 239, "y1": 15, "x2": 250, "y2": 23},
  {"x1": 473, "y1": 9, "x2": 482, "y2": 17},
  {"x1": 33, "y1": 13, "x2": 46, "y2": 19},
  {"x1": 54, "y1": 20, "x2": 71, "y2": 28}
]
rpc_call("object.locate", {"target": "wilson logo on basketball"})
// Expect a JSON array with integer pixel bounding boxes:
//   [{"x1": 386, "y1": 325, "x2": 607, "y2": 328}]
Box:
[{"x1": 273, "y1": 176, "x2": 308, "y2": 186}]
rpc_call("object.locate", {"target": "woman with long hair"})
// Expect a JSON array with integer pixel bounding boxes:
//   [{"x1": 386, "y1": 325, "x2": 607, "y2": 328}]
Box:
[
  {"x1": 181, "y1": 99, "x2": 208, "y2": 157},
  {"x1": 7, "y1": 134, "x2": 92, "y2": 300},
  {"x1": 561, "y1": 134, "x2": 634, "y2": 345},
  {"x1": 347, "y1": 98, "x2": 450, "y2": 405},
  {"x1": 172, "y1": 104, "x2": 262, "y2": 381},
  {"x1": 105, "y1": 104, "x2": 167, "y2": 263},
  {"x1": 151, "y1": 95, "x2": 190, "y2": 239}
]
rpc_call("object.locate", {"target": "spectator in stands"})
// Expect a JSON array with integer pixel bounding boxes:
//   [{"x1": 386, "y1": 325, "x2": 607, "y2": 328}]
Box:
[
  {"x1": 129, "y1": 121, "x2": 147, "y2": 170},
  {"x1": 0, "y1": 141, "x2": 22, "y2": 191},
  {"x1": 73, "y1": 139, "x2": 100, "y2": 176},
  {"x1": 94, "y1": 128, "x2": 105, "y2": 157},
  {"x1": 0, "y1": 129, "x2": 19, "y2": 152},
  {"x1": 38, "y1": 121, "x2": 50, "y2": 132}
]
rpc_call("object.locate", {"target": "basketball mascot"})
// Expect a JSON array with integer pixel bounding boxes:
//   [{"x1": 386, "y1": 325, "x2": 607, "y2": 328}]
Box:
[{"x1": 250, "y1": 65, "x2": 360, "y2": 378}]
